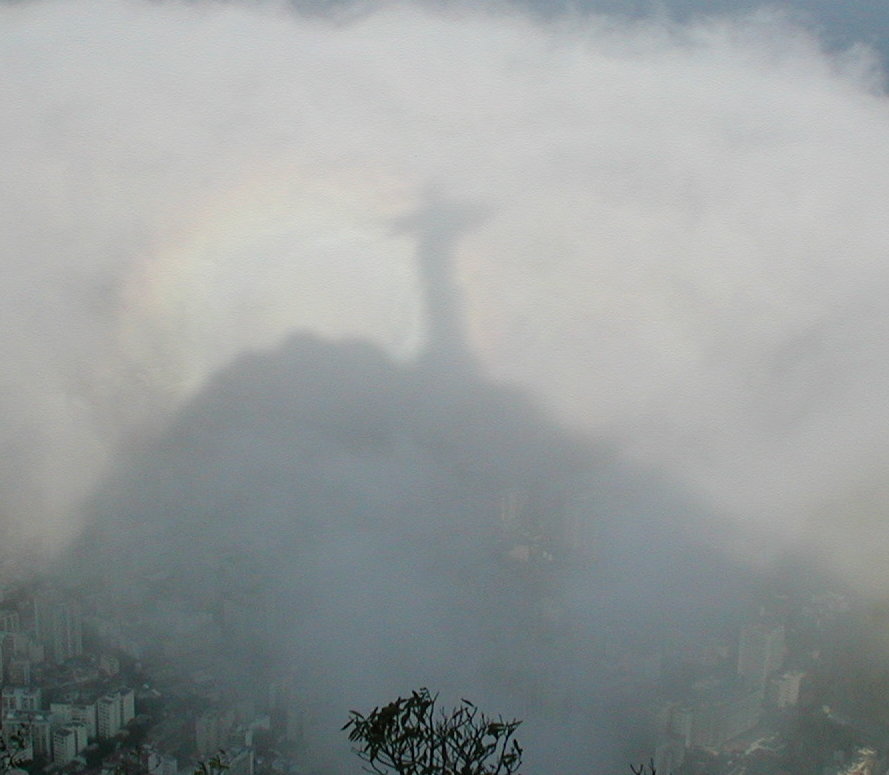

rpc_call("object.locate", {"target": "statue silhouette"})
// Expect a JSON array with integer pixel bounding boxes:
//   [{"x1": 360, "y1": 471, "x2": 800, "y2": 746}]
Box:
[{"x1": 392, "y1": 188, "x2": 487, "y2": 374}]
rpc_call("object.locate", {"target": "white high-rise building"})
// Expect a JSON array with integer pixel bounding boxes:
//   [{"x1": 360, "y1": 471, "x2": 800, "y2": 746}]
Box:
[
  {"x1": 226, "y1": 748, "x2": 255, "y2": 775},
  {"x1": 3, "y1": 710, "x2": 52, "y2": 759},
  {"x1": 1, "y1": 687, "x2": 41, "y2": 713},
  {"x1": 97, "y1": 695, "x2": 122, "y2": 740},
  {"x1": 51, "y1": 701, "x2": 98, "y2": 739},
  {"x1": 143, "y1": 745, "x2": 179, "y2": 775},
  {"x1": 33, "y1": 592, "x2": 82, "y2": 664},
  {"x1": 97, "y1": 690, "x2": 135, "y2": 739},
  {"x1": 7, "y1": 658, "x2": 31, "y2": 686},
  {"x1": 737, "y1": 623, "x2": 785, "y2": 694},
  {"x1": 52, "y1": 723, "x2": 87, "y2": 765},
  {"x1": 770, "y1": 670, "x2": 805, "y2": 708},
  {"x1": 0, "y1": 609, "x2": 20, "y2": 632}
]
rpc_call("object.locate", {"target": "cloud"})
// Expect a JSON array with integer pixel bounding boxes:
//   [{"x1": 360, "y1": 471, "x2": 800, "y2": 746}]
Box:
[{"x1": 2, "y1": 0, "x2": 889, "y2": 592}]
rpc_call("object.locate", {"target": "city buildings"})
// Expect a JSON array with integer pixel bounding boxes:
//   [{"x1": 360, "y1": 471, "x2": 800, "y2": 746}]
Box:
[
  {"x1": 737, "y1": 623, "x2": 786, "y2": 695},
  {"x1": 195, "y1": 709, "x2": 235, "y2": 756},
  {"x1": 0, "y1": 585, "x2": 274, "y2": 775},
  {"x1": 0, "y1": 609, "x2": 21, "y2": 633},
  {"x1": 52, "y1": 722, "x2": 88, "y2": 766},
  {"x1": 3, "y1": 709, "x2": 53, "y2": 759},
  {"x1": 769, "y1": 670, "x2": 805, "y2": 709},
  {"x1": 33, "y1": 591, "x2": 83, "y2": 665},
  {"x1": 664, "y1": 679, "x2": 762, "y2": 750},
  {"x1": 51, "y1": 699, "x2": 98, "y2": 739},
  {"x1": 97, "y1": 688, "x2": 136, "y2": 739},
  {"x1": 1, "y1": 687, "x2": 41, "y2": 713}
]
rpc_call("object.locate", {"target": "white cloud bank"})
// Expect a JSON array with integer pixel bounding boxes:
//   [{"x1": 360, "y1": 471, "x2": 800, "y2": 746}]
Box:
[{"x1": 2, "y1": 0, "x2": 889, "y2": 592}]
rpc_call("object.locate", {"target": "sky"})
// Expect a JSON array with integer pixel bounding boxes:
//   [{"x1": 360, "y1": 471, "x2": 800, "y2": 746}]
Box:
[
  {"x1": 4, "y1": 0, "x2": 889, "y2": 769},
  {"x1": 3, "y1": 0, "x2": 889, "y2": 580}
]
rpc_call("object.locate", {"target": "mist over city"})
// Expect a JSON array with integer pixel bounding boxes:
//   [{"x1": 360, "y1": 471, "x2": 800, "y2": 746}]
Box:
[{"x1": 3, "y1": 0, "x2": 889, "y2": 773}]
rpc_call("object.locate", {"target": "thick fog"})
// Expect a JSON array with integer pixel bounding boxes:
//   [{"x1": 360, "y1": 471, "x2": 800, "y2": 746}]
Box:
[{"x1": 4, "y1": 0, "x2": 889, "y2": 771}]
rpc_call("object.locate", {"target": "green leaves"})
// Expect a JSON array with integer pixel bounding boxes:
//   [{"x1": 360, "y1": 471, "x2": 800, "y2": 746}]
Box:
[
  {"x1": 0, "y1": 726, "x2": 29, "y2": 773},
  {"x1": 343, "y1": 688, "x2": 523, "y2": 775},
  {"x1": 194, "y1": 751, "x2": 230, "y2": 775}
]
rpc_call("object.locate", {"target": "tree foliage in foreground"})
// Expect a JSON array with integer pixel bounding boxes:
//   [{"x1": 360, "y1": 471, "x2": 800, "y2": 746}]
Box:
[
  {"x1": 0, "y1": 727, "x2": 29, "y2": 773},
  {"x1": 343, "y1": 688, "x2": 523, "y2": 775}
]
